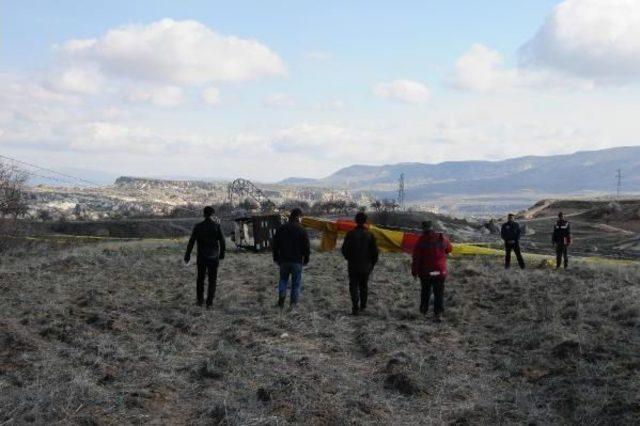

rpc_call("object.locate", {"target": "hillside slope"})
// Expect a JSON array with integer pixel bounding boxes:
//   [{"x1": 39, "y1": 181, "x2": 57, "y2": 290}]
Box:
[{"x1": 282, "y1": 146, "x2": 640, "y2": 201}]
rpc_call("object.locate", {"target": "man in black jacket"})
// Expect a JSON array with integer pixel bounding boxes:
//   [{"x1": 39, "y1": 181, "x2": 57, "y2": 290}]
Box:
[
  {"x1": 272, "y1": 208, "x2": 310, "y2": 308},
  {"x1": 501, "y1": 213, "x2": 525, "y2": 269},
  {"x1": 552, "y1": 211, "x2": 571, "y2": 269},
  {"x1": 184, "y1": 206, "x2": 226, "y2": 309},
  {"x1": 341, "y1": 212, "x2": 379, "y2": 315}
]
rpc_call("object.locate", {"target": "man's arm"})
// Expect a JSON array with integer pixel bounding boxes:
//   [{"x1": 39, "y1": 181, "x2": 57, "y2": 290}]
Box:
[
  {"x1": 341, "y1": 232, "x2": 350, "y2": 260},
  {"x1": 411, "y1": 238, "x2": 421, "y2": 277},
  {"x1": 444, "y1": 237, "x2": 453, "y2": 254},
  {"x1": 370, "y1": 234, "x2": 379, "y2": 266},
  {"x1": 272, "y1": 228, "x2": 280, "y2": 263},
  {"x1": 217, "y1": 225, "x2": 226, "y2": 260},
  {"x1": 185, "y1": 226, "x2": 197, "y2": 262},
  {"x1": 500, "y1": 224, "x2": 507, "y2": 241}
]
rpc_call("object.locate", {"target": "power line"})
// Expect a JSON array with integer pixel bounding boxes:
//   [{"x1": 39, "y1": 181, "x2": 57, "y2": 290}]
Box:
[{"x1": 0, "y1": 154, "x2": 100, "y2": 187}]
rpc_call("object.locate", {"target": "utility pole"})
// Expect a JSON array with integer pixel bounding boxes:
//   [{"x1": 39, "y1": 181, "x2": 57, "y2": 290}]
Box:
[
  {"x1": 397, "y1": 173, "x2": 405, "y2": 211},
  {"x1": 616, "y1": 169, "x2": 622, "y2": 199}
]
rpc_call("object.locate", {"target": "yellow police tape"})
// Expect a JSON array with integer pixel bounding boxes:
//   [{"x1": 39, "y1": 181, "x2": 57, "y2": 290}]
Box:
[
  {"x1": 3, "y1": 230, "x2": 636, "y2": 268},
  {"x1": 301, "y1": 217, "x2": 637, "y2": 268}
]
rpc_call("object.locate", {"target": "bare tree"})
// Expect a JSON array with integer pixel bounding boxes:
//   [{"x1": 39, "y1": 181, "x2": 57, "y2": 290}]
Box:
[
  {"x1": 279, "y1": 199, "x2": 310, "y2": 213},
  {"x1": 0, "y1": 161, "x2": 28, "y2": 219},
  {"x1": 333, "y1": 200, "x2": 347, "y2": 214},
  {"x1": 370, "y1": 200, "x2": 383, "y2": 213},
  {"x1": 260, "y1": 199, "x2": 276, "y2": 213},
  {"x1": 382, "y1": 198, "x2": 399, "y2": 212},
  {"x1": 0, "y1": 161, "x2": 28, "y2": 250},
  {"x1": 37, "y1": 209, "x2": 53, "y2": 222}
]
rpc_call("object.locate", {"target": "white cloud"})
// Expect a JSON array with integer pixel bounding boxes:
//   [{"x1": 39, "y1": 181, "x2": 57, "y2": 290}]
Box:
[
  {"x1": 269, "y1": 123, "x2": 399, "y2": 164},
  {"x1": 69, "y1": 122, "x2": 157, "y2": 151},
  {"x1": 60, "y1": 18, "x2": 287, "y2": 86},
  {"x1": 453, "y1": 43, "x2": 594, "y2": 92},
  {"x1": 273, "y1": 123, "x2": 349, "y2": 152},
  {"x1": 454, "y1": 44, "x2": 513, "y2": 92},
  {"x1": 54, "y1": 66, "x2": 104, "y2": 95},
  {"x1": 202, "y1": 87, "x2": 221, "y2": 106},
  {"x1": 373, "y1": 80, "x2": 430, "y2": 104},
  {"x1": 312, "y1": 98, "x2": 345, "y2": 111},
  {"x1": 263, "y1": 93, "x2": 296, "y2": 108},
  {"x1": 520, "y1": 0, "x2": 640, "y2": 83},
  {"x1": 129, "y1": 85, "x2": 185, "y2": 107}
]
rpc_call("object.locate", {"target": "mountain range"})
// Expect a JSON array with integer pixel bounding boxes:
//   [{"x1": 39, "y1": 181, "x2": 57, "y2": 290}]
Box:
[{"x1": 281, "y1": 146, "x2": 640, "y2": 201}]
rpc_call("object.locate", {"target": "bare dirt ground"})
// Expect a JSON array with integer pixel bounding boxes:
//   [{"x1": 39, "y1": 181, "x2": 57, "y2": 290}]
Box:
[{"x1": 1, "y1": 240, "x2": 639, "y2": 425}]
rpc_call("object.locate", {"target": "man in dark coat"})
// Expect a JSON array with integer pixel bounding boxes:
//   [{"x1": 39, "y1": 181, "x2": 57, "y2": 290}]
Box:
[
  {"x1": 272, "y1": 208, "x2": 310, "y2": 308},
  {"x1": 341, "y1": 212, "x2": 379, "y2": 315},
  {"x1": 501, "y1": 213, "x2": 525, "y2": 269},
  {"x1": 552, "y1": 211, "x2": 571, "y2": 269},
  {"x1": 184, "y1": 206, "x2": 226, "y2": 309}
]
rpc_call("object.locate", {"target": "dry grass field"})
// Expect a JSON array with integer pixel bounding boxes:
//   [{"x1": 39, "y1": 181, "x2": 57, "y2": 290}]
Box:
[{"x1": 1, "y1": 239, "x2": 639, "y2": 425}]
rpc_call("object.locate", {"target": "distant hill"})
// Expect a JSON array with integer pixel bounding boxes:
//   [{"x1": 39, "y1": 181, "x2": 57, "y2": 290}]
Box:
[{"x1": 281, "y1": 146, "x2": 640, "y2": 201}]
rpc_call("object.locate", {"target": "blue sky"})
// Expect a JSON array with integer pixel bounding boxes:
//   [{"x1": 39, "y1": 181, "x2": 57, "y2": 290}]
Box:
[{"x1": 1, "y1": 0, "x2": 639, "y2": 182}]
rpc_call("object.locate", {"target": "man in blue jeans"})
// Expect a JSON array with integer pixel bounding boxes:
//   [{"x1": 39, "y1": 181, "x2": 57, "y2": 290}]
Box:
[{"x1": 272, "y1": 208, "x2": 310, "y2": 308}]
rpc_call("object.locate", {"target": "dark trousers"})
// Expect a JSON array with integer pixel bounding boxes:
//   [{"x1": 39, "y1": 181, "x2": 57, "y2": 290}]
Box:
[
  {"x1": 197, "y1": 257, "x2": 219, "y2": 306},
  {"x1": 420, "y1": 275, "x2": 445, "y2": 315},
  {"x1": 348, "y1": 271, "x2": 370, "y2": 310},
  {"x1": 278, "y1": 262, "x2": 303, "y2": 304},
  {"x1": 505, "y1": 242, "x2": 525, "y2": 269},
  {"x1": 555, "y1": 244, "x2": 568, "y2": 269}
]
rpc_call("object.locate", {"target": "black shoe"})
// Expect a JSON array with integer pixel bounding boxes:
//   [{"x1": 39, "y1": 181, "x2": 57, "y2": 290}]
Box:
[
  {"x1": 434, "y1": 314, "x2": 442, "y2": 323},
  {"x1": 277, "y1": 296, "x2": 285, "y2": 308},
  {"x1": 196, "y1": 301, "x2": 204, "y2": 307},
  {"x1": 205, "y1": 304, "x2": 213, "y2": 311},
  {"x1": 352, "y1": 307, "x2": 359, "y2": 316}
]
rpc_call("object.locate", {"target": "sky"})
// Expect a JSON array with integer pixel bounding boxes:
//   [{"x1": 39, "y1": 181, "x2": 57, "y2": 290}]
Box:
[{"x1": 1, "y1": 0, "x2": 640, "y2": 182}]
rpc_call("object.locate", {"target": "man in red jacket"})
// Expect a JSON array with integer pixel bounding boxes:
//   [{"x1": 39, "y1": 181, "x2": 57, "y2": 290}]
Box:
[{"x1": 411, "y1": 221, "x2": 453, "y2": 323}]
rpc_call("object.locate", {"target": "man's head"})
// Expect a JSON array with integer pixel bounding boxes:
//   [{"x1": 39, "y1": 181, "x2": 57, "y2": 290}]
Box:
[
  {"x1": 558, "y1": 211, "x2": 564, "y2": 220},
  {"x1": 421, "y1": 220, "x2": 433, "y2": 233},
  {"x1": 507, "y1": 213, "x2": 515, "y2": 222},
  {"x1": 203, "y1": 206, "x2": 215, "y2": 218},
  {"x1": 355, "y1": 212, "x2": 367, "y2": 225},
  {"x1": 289, "y1": 208, "x2": 302, "y2": 222}
]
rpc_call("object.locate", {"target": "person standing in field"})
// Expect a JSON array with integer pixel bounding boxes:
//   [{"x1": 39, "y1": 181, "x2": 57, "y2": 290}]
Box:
[
  {"x1": 184, "y1": 206, "x2": 226, "y2": 309},
  {"x1": 341, "y1": 212, "x2": 379, "y2": 316},
  {"x1": 552, "y1": 211, "x2": 571, "y2": 269},
  {"x1": 272, "y1": 208, "x2": 310, "y2": 309},
  {"x1": 501, "y1": 213, "x2": 525, "y2": 269},
  {"x1": 411, "y1": 221, "x2": 453, "y2": 323}
]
